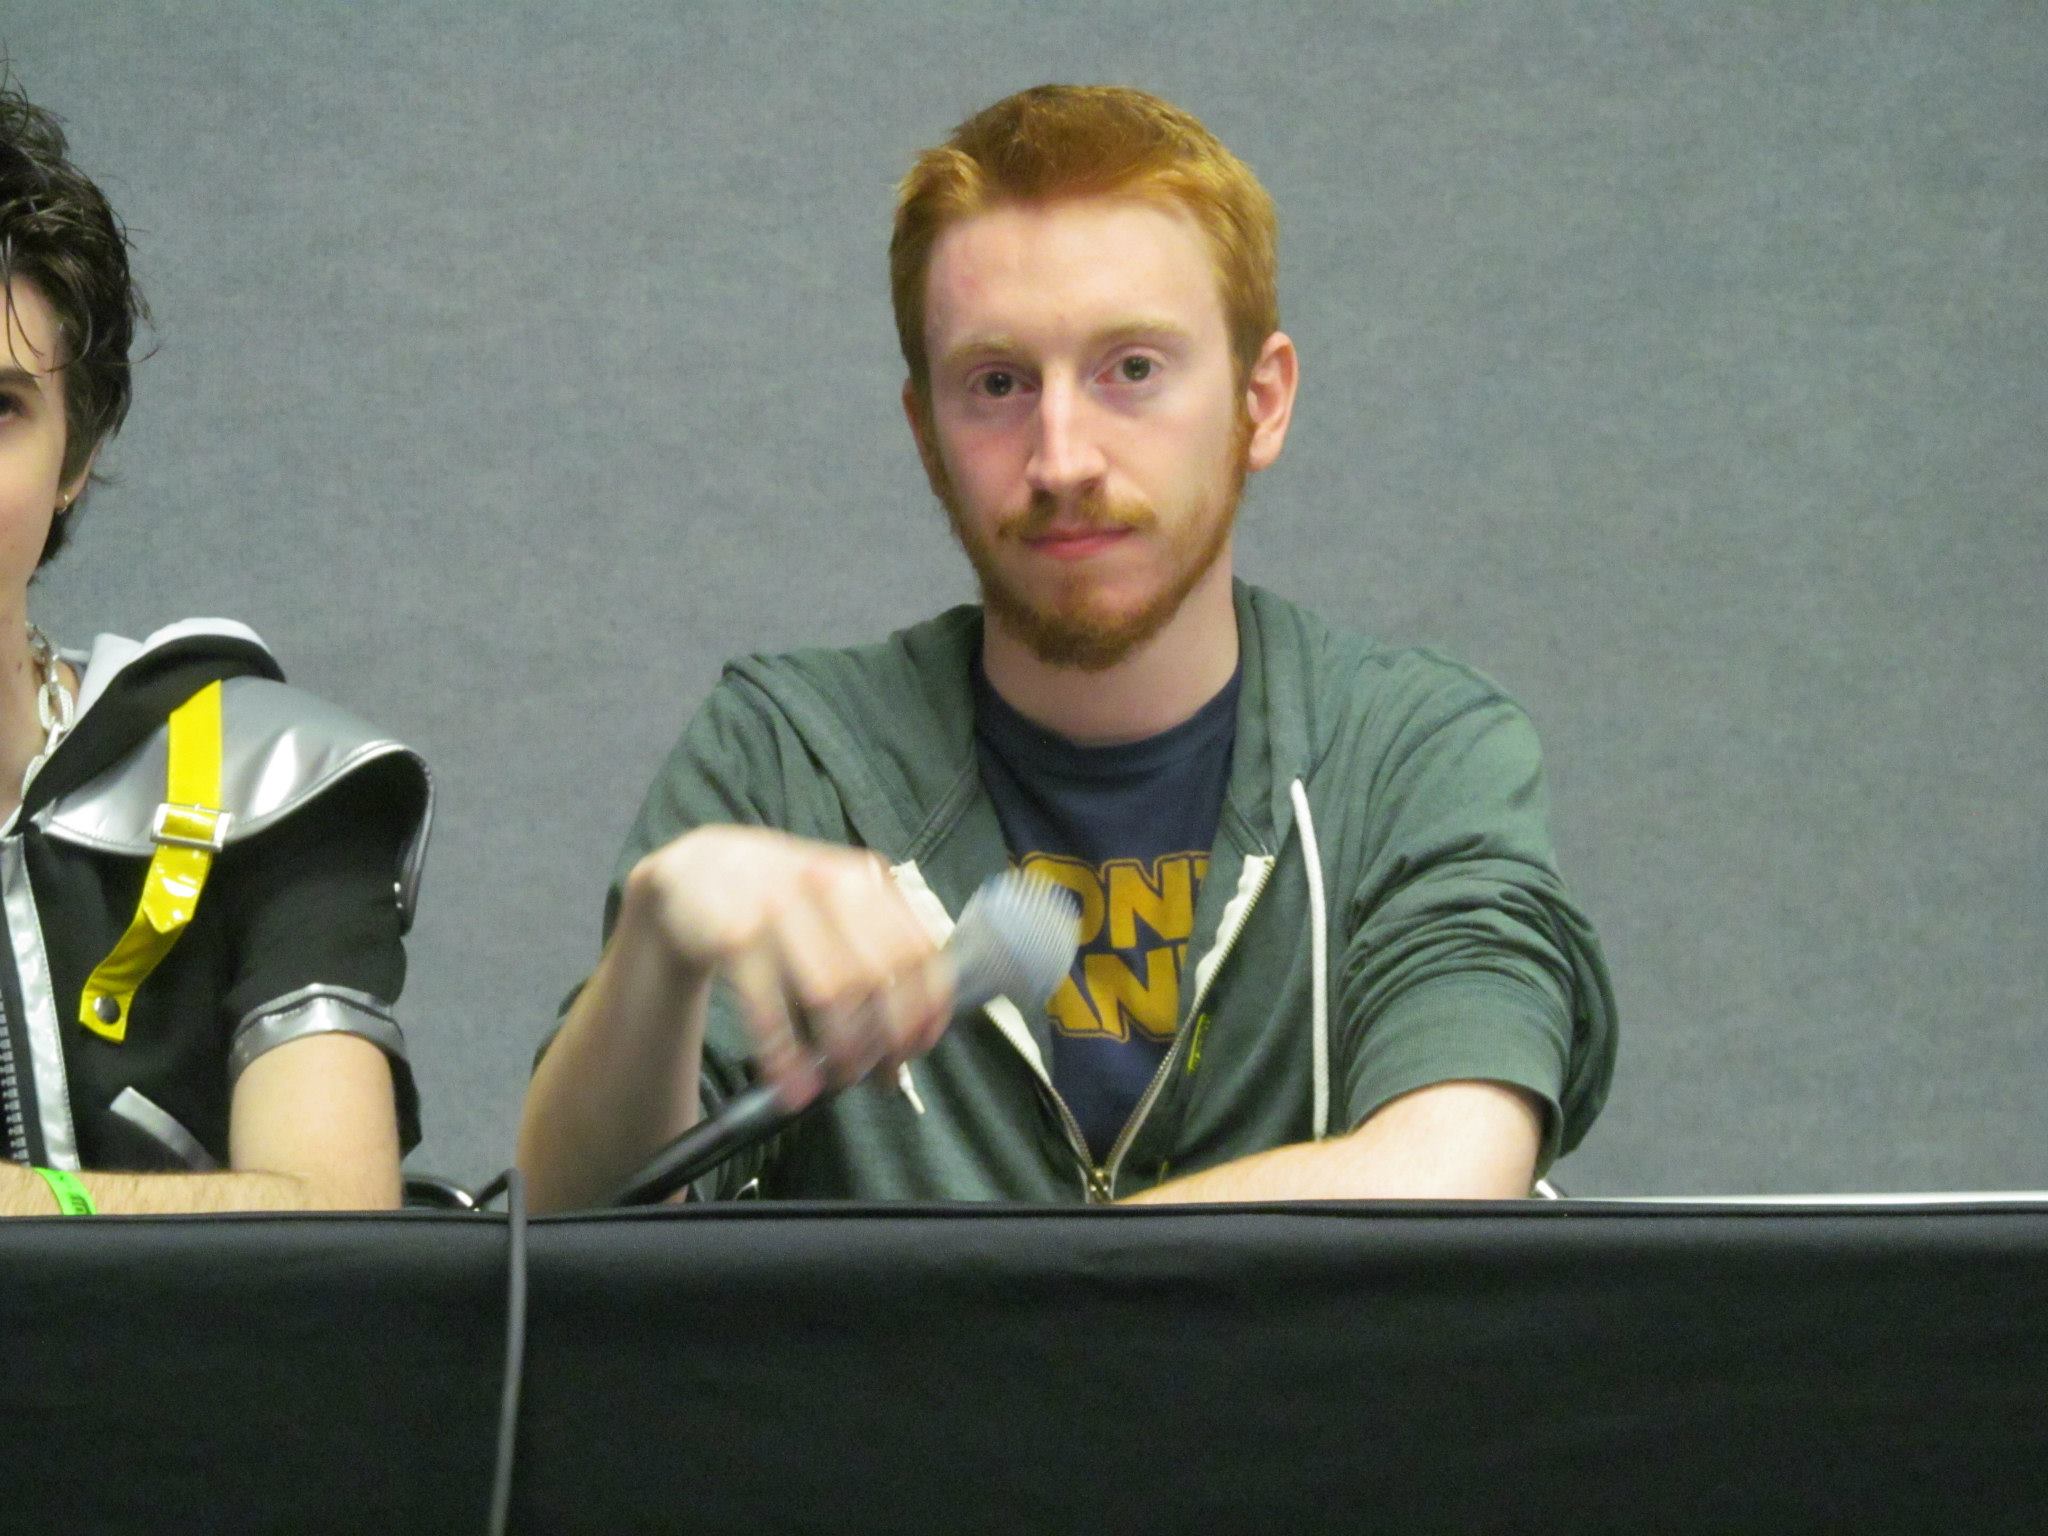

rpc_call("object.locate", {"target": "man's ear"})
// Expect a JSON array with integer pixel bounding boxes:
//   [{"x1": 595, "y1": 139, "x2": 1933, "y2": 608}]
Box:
[
  {"x1": 902, "y1": 379, "x2": 947, "y2": 497},
  {"x1": 1243, "y1": 332, "x2": 1299, "y2": 474}
]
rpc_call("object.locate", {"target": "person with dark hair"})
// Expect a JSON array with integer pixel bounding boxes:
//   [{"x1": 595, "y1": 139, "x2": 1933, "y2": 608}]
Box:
[
  {"x1": 520, "y1": 85, "x2": 1615, "y2": 1209},
  {"x1": 0, "y1": 79, "x2": 430, "y2": 1214}
]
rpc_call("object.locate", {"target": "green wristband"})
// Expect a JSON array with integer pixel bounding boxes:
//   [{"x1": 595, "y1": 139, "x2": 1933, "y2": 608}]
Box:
[{"x1": 33, "y1": 1166, "x2": 96, "y2": 1216}]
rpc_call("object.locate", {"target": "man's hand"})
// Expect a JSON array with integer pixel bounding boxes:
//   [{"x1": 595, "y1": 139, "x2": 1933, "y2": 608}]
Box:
[
  {"x1": 619, "y1": 826, "x2": 953, "y2": 1109},
  {"x1": 519, "y1": 826, "x2": 953, "y2": 1212}
]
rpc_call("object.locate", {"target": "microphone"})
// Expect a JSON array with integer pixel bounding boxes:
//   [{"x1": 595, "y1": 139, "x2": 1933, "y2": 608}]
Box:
[{"x1": 609, "y1": 869, "x2": 1079, "y2": 1206}]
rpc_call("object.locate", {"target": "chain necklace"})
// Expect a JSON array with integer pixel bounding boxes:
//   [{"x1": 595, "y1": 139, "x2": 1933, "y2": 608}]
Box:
[{"x1": 22, "y1": 623, "x2": 75, "y2": 799}]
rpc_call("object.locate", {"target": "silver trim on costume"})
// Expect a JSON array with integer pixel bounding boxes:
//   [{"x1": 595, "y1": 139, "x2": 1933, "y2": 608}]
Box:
[
  {"x1": 228, "y1": 985, "x2": 407, "y2": 1086},
  {"x1": 35, "y1": 674, "x2": 434, "y2": 931},
  {"x1": 1, "y1": 839, "x2": 79, "y2": 1169},
  {"x1": 109, "y1": 1086, "x2": 219, "y2": 1171},
  {"x1": 63, "y1": 618, "x2": 273, "y2": 721}
]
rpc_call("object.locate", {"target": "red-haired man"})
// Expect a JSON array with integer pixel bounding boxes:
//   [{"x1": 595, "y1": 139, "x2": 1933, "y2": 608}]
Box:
[{"x1": 520, "y1": 86, "x2": 1614, "y2": 1209}]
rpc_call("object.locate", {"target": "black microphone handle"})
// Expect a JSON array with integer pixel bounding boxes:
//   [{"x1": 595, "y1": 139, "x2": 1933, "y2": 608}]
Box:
[{"x1": 608, "y1": 1074, "x2": 818, "y2": 1207}]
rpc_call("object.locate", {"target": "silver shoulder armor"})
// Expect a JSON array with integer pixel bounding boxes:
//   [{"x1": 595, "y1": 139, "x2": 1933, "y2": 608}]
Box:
[{"x1": 34, "y1": 676, "x2": 434, "y2": 931}]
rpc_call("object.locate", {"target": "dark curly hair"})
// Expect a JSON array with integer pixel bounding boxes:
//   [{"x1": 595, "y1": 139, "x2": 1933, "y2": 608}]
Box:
[{"x1": 0, "y1": 74, "x2": 147, "y2": 566}]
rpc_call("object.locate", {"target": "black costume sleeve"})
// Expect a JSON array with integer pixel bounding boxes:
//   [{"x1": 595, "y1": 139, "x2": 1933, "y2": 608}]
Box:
[{"x1": 215, "y1": 760, "x2": 421, "y2": 1151}]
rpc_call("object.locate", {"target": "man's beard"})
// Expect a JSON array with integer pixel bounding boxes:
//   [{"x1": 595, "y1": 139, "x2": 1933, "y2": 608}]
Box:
[{"x1": 932, "y1": 423, "x2": 1250, "y2": 672}]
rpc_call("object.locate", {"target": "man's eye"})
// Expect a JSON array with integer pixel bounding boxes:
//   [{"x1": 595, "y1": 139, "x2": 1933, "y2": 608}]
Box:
[
  {"x1": 1117, "y1": 356, "x2": 1155, "y2": 383},
  {"x1": 978, "y1": 371, "x2": 1017, "y2": 399}
]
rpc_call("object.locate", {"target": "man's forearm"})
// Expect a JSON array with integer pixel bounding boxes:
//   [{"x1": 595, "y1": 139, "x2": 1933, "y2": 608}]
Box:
[
  {"x1": 1122, "y1": 1080, "x2": 1545, "y2": 1204},
  {"x1": 517, "y1": 894, "x2": 714, "y2": 1212},
  {"x1": 0, "y1": 1160, "x2": 315, "y2": 1216}
]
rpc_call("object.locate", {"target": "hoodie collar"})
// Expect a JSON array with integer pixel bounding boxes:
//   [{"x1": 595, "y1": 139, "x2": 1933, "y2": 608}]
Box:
[
  {"x1": 1224, "y1": 580, "x2": 1321, "y2": 855},
  {"x1": 723, "y1": 582, "x2": 1327, "y2": 863}
]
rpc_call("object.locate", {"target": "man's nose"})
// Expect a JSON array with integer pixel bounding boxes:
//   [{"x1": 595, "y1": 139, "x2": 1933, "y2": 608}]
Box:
[{"x1": 1024, "y1": 379, "x2": 1108, "y2": 498}]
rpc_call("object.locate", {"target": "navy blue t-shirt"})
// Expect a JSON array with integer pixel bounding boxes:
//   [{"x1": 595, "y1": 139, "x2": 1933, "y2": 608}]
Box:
[{"x1": 972, "y1": 659, "x2": 1240, "y2": 1162}]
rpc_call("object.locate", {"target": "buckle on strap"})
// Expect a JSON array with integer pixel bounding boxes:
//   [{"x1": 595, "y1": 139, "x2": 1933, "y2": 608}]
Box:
[
  {"x1": 152, "y1": 801, "x2": 233, "y2": 852},
  {"x1": 79, "y1": 681, "x2": 228, "y2": 1043}
]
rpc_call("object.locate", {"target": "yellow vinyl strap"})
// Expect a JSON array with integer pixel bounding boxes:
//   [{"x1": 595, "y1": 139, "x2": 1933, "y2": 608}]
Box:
[{"x1": 78, "y1": 681, "x2": 228, "y2": 1043}]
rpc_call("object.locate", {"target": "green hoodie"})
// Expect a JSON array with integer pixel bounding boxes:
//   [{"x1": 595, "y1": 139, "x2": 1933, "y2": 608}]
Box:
[{"x1": 591, "y1": 582, "x2": 1615, "y2": 1202}]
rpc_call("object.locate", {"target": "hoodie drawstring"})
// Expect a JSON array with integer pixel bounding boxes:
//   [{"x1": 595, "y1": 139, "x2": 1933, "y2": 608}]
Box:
[{"x1": 1289, "y1": 779, "x2": 1331, "y2": 1140}]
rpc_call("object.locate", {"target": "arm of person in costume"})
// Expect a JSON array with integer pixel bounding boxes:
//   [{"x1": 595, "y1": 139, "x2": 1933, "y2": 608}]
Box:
[
  {"x1": 1129, "y1": 669, "x2": 1615, "y2": 1205},
  {"x1": 0, "y1": 1160, "x2": 304, "y2": 1214},
  {"x1": 0, "y1": 1034, "x2": 398, "y2": 1213},
  {"x1": 519, "y1": 689, "x2": 953, "y2": 1214},
  {"x1": 1, "y1": 768, "x2": 420, "y2": 1214}
]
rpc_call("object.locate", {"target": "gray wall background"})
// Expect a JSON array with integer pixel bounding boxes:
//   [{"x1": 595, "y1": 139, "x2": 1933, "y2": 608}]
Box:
[{"x1": 8, "y1": 3, "x2": 2043, "y2": 1196}]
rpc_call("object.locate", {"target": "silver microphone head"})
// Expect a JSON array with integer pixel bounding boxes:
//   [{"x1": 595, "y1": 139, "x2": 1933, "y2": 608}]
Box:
[{"x1": 947, "y1": 870, "x2": 1081, "y2": 1018}]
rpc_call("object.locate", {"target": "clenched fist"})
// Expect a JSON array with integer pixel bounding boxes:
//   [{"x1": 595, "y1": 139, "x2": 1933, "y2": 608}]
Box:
[{"x1": 616, "y1": 826, "x2": 953, "y2": 1108}]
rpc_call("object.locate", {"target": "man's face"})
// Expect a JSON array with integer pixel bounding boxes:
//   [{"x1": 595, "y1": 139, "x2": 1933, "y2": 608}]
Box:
[{"x1": 911, "y1": 197, "x2": 1261, "y2": 670}]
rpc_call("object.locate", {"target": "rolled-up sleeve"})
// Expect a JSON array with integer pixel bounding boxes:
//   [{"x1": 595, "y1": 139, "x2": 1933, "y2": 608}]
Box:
[{"x1": 1334, "y1": 670, "x2": 1616, "y2": 1167}]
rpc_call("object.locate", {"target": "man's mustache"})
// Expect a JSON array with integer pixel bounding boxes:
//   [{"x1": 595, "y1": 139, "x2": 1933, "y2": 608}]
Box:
[{"x1": 1001, "y1": 492, "x2": 1158, "y2": 540}]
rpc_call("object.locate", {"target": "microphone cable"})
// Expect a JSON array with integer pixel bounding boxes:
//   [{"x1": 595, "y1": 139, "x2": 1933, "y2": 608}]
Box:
[
  {"x1": 472, "y1": 1168, "x2": 513, "y2": 1207},
  {"x1": 483, "y1": 1166, "x2": 529, "y2": 1536}
]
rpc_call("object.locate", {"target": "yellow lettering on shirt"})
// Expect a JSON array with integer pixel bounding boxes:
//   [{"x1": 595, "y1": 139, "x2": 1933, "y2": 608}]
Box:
[
  {"x1": 1105, "y1": 855, "x2": 1204, "y2": 949},
  {"x1": 1085, "y1": 948, "x2": 1181, "y2": 1044},
  {"x1": 1047, "y1": 973, "x2": 1114, "y2": 1039},
  {"x1": 1020, "y1": 850, "x2": 1209, "y2": 1046}
]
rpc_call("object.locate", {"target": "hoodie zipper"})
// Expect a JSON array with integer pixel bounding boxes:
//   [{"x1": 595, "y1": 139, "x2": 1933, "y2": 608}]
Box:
[
  {"x1": 1088, "y1": 852, "x2": 1277, "y2": 1202},
  {"x1": 1019, "y1": 1011, "x2": 1156, "y2": 1202},
  {"x1": 1043, "y1": 1086, "x2": 1109, "y2": 1203}
]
